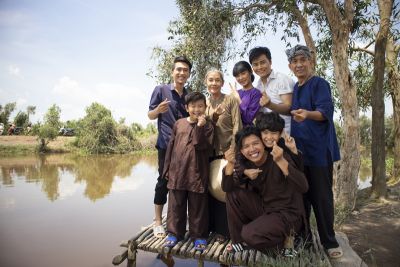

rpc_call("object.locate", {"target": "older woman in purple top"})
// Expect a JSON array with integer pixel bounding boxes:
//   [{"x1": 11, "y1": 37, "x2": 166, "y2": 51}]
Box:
[{"x1": 231, "y1": 61, "x2": 262, "y2": 127}]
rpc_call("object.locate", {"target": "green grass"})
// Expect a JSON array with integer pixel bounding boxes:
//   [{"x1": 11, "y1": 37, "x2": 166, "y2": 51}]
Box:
[{"x1": 0, "y1": 144, "x2": 37, "y2": 156}]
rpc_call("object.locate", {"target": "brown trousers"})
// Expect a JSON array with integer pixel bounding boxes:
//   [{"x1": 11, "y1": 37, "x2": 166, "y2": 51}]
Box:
[
  {"x1": 167, "y1": 189, "x2": 209, "y2": 240},
  {"x1": 226, "y1": 188, "x2": 302, "y2": 250}
]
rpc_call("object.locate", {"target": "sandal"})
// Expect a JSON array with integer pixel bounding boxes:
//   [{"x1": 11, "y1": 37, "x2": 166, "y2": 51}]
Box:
[
  {"x1": 215, "y1": 234, "x2": 227, "y2": 244},
  {"x1": 164, "y1": 234, "x2": 178, "y2": 248},
  {"x1": 281, "y1": 248, "x2": 298, "y2": 258},
  {"x1": 194, "y1": 238, "x2": 207, "y2": 251},
  {"x1": 327, "y1": 246, "x2": 343, "y2": 259},
  {"x1": 226, "y1": 242, "x2": 246, "y2": 253},
  {"x1": 153, "y1": 225, "x2": 166, "y2": 238}
]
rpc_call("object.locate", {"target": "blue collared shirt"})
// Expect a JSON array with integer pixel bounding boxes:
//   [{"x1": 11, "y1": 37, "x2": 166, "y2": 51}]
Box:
[
  {"x1": 290, "y1": 76, "x2": 340, "y2": 166},
  {"x1": 148, "y1": 84, "x2": 189, "y2": 150}
]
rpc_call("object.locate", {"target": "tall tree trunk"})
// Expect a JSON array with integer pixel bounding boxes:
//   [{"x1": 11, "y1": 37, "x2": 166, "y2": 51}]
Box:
[
  {"x1": 314, "y1": 0, "x2": 360, "y2": 210},
  {"x1": 386, "y1": 36, "x2": 400, "y2": 182},
  {"x1": 370, "y1": 0, "x2": 393, "y2": 198}
]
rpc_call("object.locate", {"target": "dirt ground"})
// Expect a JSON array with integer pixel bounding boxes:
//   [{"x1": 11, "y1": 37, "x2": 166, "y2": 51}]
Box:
[
  {"x1": 0, "y1": 135, "x2": 74, "y2": 151},
  {"x1": 339, "y1": 184, "x2": 400, "y2": 267}
]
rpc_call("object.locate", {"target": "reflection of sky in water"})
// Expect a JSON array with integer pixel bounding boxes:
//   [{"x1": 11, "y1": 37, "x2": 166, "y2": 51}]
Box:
[
  {"x1": 110, "y1": 162, "x2": 149, "y2": 194},
  {"x1": 57, "y1": 170, "x2": 82, "y2": 199},
  {"x1": 0, "y1": 154, "x2": 171, "y2": 267}
]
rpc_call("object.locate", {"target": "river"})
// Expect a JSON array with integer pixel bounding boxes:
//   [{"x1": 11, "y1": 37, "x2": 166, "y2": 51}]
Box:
[{"x1": 0, "y1": 154, "x2": 371, "y2": 267}]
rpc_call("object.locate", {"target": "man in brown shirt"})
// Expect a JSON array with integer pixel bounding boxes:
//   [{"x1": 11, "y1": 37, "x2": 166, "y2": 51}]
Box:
[
  {"x1": 222, "y1": 125, "x2": 308, "y2": 252},
  {"x1": 163, "y1": 92, "x2": 214, "y2": 251}
]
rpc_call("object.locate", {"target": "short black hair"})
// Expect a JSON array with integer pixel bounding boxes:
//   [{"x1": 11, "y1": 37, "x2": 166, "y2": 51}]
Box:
[
  {"x1": 248, "y1": 46, "x2": 272, "y2": 63},
  {"x1": 185, "y1": 91, "x2": 206, "y2": 106},
  {"x1": 232, "y1": 61, "x2": 255, "y2": 82},
  {"x1": 235, "y1": 126, "x2": 261, "y2": 151},
  {"x1": 173, "y1": 56, "x2": 192, "y2": 71},
  {"x1": 255, "y1": 112, "x2": 285, "y2": 133}
]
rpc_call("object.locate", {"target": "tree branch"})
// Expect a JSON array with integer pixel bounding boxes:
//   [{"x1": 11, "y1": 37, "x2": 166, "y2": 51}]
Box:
[
  {"x1": 352, "y1": 47, "x2": 375, "y2": 56},
  {"x1": 234, "y1": 1, "x2": 277, "y2": 17}
]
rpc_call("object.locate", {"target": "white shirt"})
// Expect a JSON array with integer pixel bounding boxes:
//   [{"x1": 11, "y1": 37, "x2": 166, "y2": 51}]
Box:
[{"x1": 256, "y1": 69, "x2": 294, "y2": 134}]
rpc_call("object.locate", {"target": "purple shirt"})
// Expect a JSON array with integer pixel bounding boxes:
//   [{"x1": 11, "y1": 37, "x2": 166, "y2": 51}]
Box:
[
  {"x1": 238, "y1": 88, "x2": 262, "y2": 127},
  {"x1": 148, "y1": 84, "x2": 189, "y2": 150},
  {"x1": 290, "y1": 76, "x2": 340, "y2": 166}
]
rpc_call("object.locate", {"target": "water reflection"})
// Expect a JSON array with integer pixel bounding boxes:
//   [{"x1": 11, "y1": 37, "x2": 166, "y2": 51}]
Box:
[{"x1": 0, "y1": 154, "x2": 158, "y2": 201}]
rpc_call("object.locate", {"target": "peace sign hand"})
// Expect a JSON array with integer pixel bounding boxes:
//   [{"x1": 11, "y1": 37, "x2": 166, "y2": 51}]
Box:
[
  {"x1": 282, "y1": 131, "x2": 298, "y2": 155},
  {"x1": 229, "y1": 82, "x2": 241, "y2": 104},
  {"x1": 260, "y1": 91, "x2": 271, "y2": 107}
]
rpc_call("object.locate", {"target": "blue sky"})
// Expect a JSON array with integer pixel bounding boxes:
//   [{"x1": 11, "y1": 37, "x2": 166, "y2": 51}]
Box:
[{"x1": 0, "y1": 1, "x2": 391, "y2": 127}]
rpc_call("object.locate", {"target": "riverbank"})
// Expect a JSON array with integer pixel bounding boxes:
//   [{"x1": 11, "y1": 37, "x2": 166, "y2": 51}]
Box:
[
  {"x1": 0, "y1": 135, "x2": 75, "y2": 155},
  {"x1": 0, "y1": 135, "x2": 157, "y2": 156}
]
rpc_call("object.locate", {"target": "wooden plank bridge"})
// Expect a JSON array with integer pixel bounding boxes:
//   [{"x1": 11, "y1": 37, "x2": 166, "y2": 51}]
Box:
[{"x1": 111, "y1": 217, "x2": 348, "y2": 267}]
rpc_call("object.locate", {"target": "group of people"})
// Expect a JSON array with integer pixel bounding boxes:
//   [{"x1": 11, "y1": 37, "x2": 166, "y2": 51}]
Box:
[{"x1": 147, "y1": 44, "x2": 343, "y2": 259}]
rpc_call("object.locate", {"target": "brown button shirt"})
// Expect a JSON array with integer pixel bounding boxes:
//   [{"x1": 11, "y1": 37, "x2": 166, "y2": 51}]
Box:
[{"x1": 163, "y1": 118, "x2": 214, "y2": 193}]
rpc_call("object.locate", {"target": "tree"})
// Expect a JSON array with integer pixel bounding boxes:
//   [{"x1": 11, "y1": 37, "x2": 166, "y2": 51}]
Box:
[
  {"x1": 0, "y1": 102, "x2": 16, "y2": 126},
  {"x1": 156, "y1": 0, "x2": 363, "y2": 210},
  {"x1": 13, "y1": 111, "x2": 29, "y2": 127},
  {"x1": 149, "y1": 0, "x2": 237, "y2": 92},
  {"x1": 370, "y1": 0, "x2": 393, "y2": 198},
  {"x1": 38, "y1": 104, "x2": 61, "y2": 151},
  {"x1": 76, "y1": 102, "x2": 138, "y2": 153},
  {"x1": 26, "y1": 105, "x2": 36, "y2": 124}
]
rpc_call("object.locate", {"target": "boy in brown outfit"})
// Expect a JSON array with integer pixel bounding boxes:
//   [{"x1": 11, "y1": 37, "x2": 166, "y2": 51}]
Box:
[{"x1": 163, "y1": 92, "x2": 214, "y2": 251}]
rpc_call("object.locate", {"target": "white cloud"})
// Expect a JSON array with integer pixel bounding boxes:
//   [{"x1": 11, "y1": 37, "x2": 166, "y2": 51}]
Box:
[
  {"x1": 52, "y1": 76, "x2": 151, "y2": 125},
  {"x1": 8, "y1": 65, "x2": 21, "y2": 76}
]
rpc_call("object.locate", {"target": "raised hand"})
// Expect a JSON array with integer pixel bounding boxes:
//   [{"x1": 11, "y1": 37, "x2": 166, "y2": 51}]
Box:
[
  {"x1": 271, "y1": 141, "x2": 289, "y2": 176},
  {"x1": 224, "y1": 147, "x2": 236, "y2": 175},
  {"x1": 259, "y1": 91, "x2": 271, "y2": 107},
  {"x1": 224, "y1": 147, "x2": 236, "y2": 164},
  {"x1": 157, "y1": 98, "x2": 171, "y2": 114},
  {"x1": 229, "y1": 82, "x2": 241, "y2": 104},
  {"x1": 291, "y1": 109, "x2": 308, "y2": 122},
  {"x1": 197, "y1": 115, "x2": 206, "y2": 127},
  {"x1": 270, "y1": 141, "x2": 283, "y2": 162},
  {"x1": 244, "y1": 168, "x2": 262, "y2": 180},
  {"x1": 282, "y1": 131, "x2": 298, "y2": 155}
]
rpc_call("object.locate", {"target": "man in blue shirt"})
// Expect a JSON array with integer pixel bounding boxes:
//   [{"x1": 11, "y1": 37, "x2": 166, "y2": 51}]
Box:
[
  {"x1": 148, "y1": 56, "x2": 192, "y2": 238},
  {"x1": 286, "y1": 45, "x2": 343, "y2": 259}
]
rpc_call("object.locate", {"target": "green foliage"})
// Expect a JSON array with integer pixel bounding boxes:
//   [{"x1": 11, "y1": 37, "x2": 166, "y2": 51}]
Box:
[
  {"x1": 334, "y1": 120, "x2": 344, "y2": 147},
  {"x1": 0, "y1": 102, "x2": 16, "y2": 126},
  {"x1": 360, "y1": 115, "x2": 372, "y2": 147},
  {"x1": 38, "y1": 104, "x2": 62, "y2": 151},
  {"x1": 357, "y1": 115, "x2": 394, "y2": 148},
  {"x1": 75, "y1": 102, "x2": 139, "y2": 154},
  {"x1": 14, "y1": 111, "x2": 29, "y2": 127},
  {"x1": 149, "y1": 0, "x2": 237, "y2": 92}
]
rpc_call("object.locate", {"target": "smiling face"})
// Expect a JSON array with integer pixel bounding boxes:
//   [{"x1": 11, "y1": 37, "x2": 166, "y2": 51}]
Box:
[
  {"x1": 288, "y1": 55, "x2": 313, "y2": 81},
  {"x1": 251, "y1": 54, "x2": 272, "y2": 80},
  {"x1": 260, "y1": 129, "x2": 281, "y2": 148},
  {"x1": 172, "y1": 61, "x2": 190, "y2": 86},
  {"x1": 186, "y1": 99, "x2": 206, "y2": 122},
  {"x1": 205, "y1": 71, "x2": 224, "y2": 97},
  {"x1": 235, "y1": 71, "x2": 253, "y2": 89},
  {"x1": 240, "y1": 134, "x2": 267, "y2": 166}
]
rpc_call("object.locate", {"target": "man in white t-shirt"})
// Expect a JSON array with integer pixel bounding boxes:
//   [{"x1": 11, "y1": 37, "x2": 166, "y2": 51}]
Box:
[{"x1": 249, "y1": 46, "x2": 294, "y2": 134}]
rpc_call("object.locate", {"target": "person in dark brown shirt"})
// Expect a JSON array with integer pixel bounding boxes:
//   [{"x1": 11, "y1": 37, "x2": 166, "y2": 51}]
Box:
[
  {"x1": 163, "y1": 92, "x2": 214, "y2": 251},
  {"x1": 222, "y1": 125, "x2": 308, "y2": 253}
]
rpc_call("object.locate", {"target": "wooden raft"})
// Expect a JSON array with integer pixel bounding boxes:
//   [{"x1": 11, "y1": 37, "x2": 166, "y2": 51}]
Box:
[{"x1": 112, "y1": 217, "x2": 329, "y2": 267}]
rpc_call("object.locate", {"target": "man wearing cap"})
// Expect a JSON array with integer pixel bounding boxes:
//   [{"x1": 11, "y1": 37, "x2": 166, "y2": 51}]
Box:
[
  {"x1": 286, "y1": 44, "x2": 342, "y2": 258},
  {"x1": 249, "y1": 46, "x2": 295, "y2": 134},
  {"x1": 148, "y1": 56, "x2": 192, "y2": 238}
]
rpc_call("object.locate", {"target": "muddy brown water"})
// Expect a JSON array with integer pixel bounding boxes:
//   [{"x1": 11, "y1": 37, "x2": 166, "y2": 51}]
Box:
[
  {"x1": 0, "y1": 154, "x2": 371, "y2": 267},
  {"x1": 0, "y1": 154, "x2": 219, "y2": 267}
]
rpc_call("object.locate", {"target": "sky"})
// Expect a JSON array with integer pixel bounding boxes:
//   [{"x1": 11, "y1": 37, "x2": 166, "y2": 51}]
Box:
[{"x1": 0, "y1": 0, "x2": 392, "y2": 127}]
